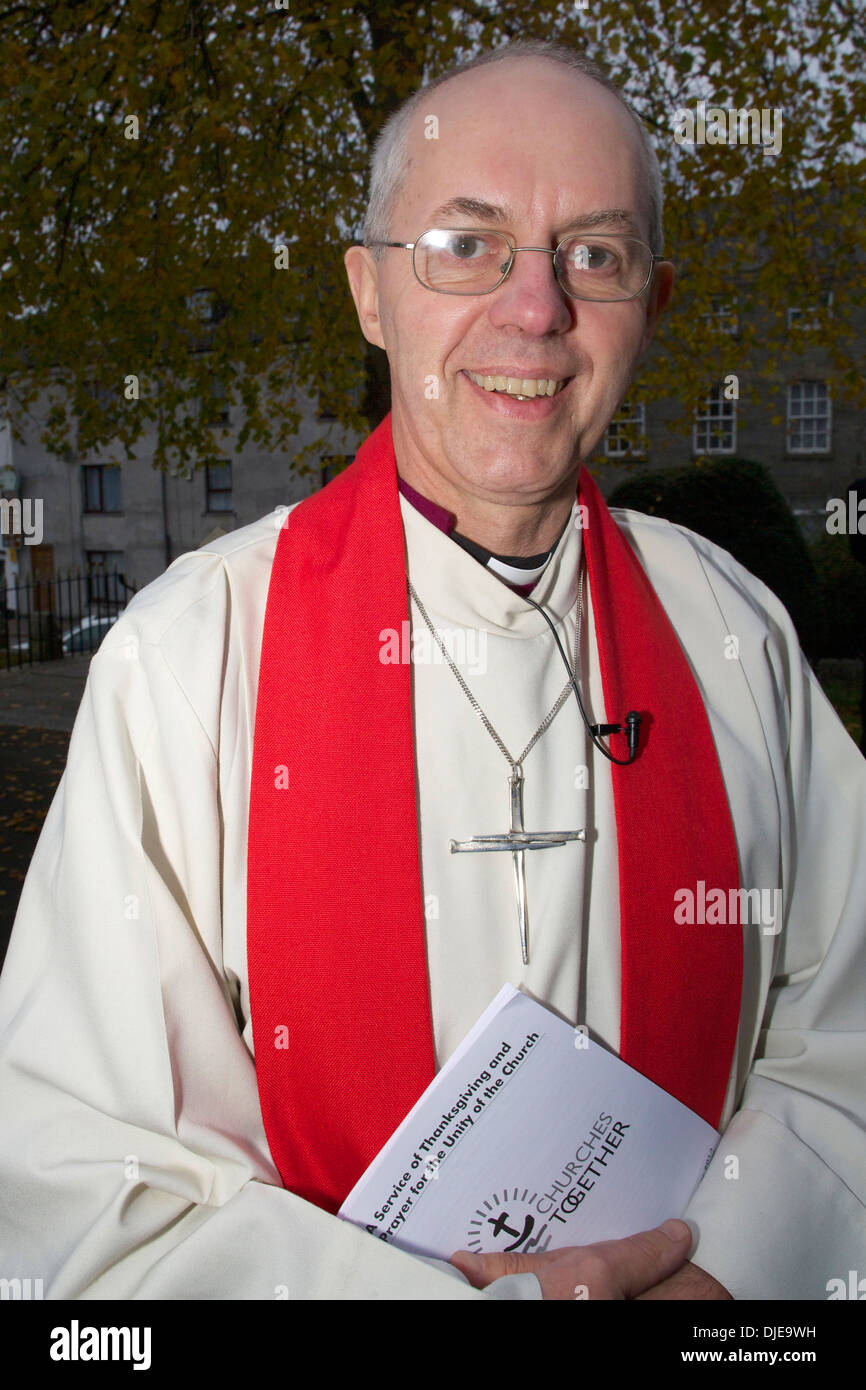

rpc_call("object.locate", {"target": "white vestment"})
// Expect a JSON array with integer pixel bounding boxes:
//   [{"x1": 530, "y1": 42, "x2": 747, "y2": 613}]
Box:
[{"x1": 1, "y1": 492, "x2": 864, "y2": 1300}]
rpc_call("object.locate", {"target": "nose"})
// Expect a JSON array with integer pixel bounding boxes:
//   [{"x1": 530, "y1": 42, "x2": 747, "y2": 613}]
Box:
[{"x1": 487, "y1": 247, "x2": 573, "y2": 336}]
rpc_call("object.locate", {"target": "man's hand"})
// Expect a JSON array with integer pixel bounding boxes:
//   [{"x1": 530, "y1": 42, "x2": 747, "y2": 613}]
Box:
[
  {"x1": 634, "y1": 1260, "x2": 733, "y2": 1300},
  {"x1": 450, "y1": 1218, "x2": 695, "y2": 1300}
]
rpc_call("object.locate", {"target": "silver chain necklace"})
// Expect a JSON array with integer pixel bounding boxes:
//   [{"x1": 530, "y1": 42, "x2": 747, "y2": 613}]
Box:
[
  {"x1": 408, "y1": 569, "x2": 587, "y2": 965},
  {"x1": 407, "y1": 568, "x2": 584, "y2": 767}
]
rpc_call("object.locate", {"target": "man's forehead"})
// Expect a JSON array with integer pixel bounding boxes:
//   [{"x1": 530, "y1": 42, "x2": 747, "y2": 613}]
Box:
[
  {"x1": 426, "y1": 195, "x2": 645, "y2": 238},
  {"x1": 400, "y1": 62, "x2": 648, "y2": 233}
]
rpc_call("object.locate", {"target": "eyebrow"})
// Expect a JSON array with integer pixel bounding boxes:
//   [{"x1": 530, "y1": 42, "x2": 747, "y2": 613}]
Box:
[{"x1": 427, "y1": 197, "x2": 643, "y2": 238}]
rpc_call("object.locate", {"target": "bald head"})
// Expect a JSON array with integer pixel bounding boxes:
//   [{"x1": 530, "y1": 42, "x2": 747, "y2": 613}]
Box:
[{"x1": 364, "y1": 43, "x2": 663, "y2": 256}]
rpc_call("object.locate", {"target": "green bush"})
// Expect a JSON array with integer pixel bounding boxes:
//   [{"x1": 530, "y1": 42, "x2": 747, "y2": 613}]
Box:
[
  {"x1": 607, "y1": 458, "x2": 825, "y2": 660},
  {"x1": 810, "y1": 532, "x2": 866, "y2": 659}
]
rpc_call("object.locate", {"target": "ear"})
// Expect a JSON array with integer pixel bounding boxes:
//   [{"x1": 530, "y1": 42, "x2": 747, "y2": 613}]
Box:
[
  {"x1": 344, "y1": 245, "x2": 386, "y2": 350},
  {"x1": 636, "y1": 259, "x2": 675, "y2": 363}
]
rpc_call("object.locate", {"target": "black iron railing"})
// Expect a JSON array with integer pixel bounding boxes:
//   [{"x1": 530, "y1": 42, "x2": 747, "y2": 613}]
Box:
[{"x1": 0, "y1": 569, "x2": 137, "y2": 668}]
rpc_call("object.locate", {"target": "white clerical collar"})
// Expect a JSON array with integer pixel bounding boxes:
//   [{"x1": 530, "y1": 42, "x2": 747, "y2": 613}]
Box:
[
  {"x1": 400, "y1": 493, "x2": 582, "y2": 640},
  {"x1": 487, "y1": 554, "x2": 551, "y2": 586},
  {"x1": 447, "y1": 529, "x2": 562, "y2": 589},
  {"x1": 397, "y1": 474, "x2": 564, "y2": 592}
]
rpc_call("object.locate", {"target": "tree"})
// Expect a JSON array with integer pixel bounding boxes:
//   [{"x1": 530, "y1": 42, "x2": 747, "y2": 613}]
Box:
[{"x1": 1, "y1": 1, "x2": 863, "y2": 475}]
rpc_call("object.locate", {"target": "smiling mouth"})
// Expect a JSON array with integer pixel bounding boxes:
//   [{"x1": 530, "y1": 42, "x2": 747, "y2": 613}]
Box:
[{"x1": 464, "y1": 370, "x2": 569, "y2": 400}]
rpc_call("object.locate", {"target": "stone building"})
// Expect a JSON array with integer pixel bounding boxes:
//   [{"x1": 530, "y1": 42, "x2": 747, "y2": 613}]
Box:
[
  {"x1": 1, "y1": 283, "x2": 861, "y2": 608},
  {"x1": 0, "y1": 384, "x2": 355, "y2": 605},
  {"x1": 592, "y1": 291, "x2": 862, "y2": 540}
]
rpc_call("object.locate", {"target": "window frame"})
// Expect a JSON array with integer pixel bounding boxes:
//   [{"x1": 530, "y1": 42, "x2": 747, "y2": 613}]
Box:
[
  {"x1": 787, "y1": 381, "x2": 831, "y2": 454},
  {"x1": 81, "y1": 463, "x2": 122, "y2": 514},
  {"x1": 604, "y1": 400, "x2": 647, "y2": 460},
  {"x1": 204, "y1": 459, "x2": 233, "y2": 512},
  {"x1": 693, "y1": 385, "x2": 737, "y2": 456},
  {"x1": 86, "y1": 549, "x2": 126, "y2": 606},
  {"x1": 787, "y1": 291, "x2": 834, "y2": 331},
  {"x1": 700, "y1": 296, "x2": 740, "y2": 336}
]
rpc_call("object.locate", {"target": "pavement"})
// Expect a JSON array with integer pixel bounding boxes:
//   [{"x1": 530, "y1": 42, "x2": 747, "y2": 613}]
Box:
[
  {"x1": 0, "y1": 653, "x2": 93, "y2": 732},
  {"x1": 0, "y1": 655, "x2": 92, "y2": 965}
]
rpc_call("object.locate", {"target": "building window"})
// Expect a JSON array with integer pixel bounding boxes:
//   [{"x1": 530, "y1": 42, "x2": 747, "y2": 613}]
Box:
[
  {"x1": 701, "y1": 296, "x2": 739, "y2": 335},
  {"x1": 604, "y1": 401, "x2": 646, "y2": 459},
  {"x1": 85, "y1": 379, "x2": 120, "y2": 409},
  {"x1": 201, "y1": 377, "x2": 230, "y2": 425},
  {"x1": 81, "y1": 464, "x2": 122, "y2": 513},
  {"x1": 205, "y1": 461, "x2": 233, "y2": 511},
  {"x1": 787, "y1": 292, "x2": 833, "y2": 331},
  {"x1": 693, "y1": 386, "x2": 737, "y2": 455},
  {"x1": 187, "y1": 288, "x2": 219, "y2": 325},
  {"x1": 86, "y1": 550, "x2": 127, "y2": 605},
  {"x1": 788, "y1": 382, "x2": 831, "y2": 453}
]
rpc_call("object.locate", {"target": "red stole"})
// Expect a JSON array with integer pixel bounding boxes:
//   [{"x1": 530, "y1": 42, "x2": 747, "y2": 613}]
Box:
[{"x1": 247, "y1": 413, "x2": 743, "y2": 1214}]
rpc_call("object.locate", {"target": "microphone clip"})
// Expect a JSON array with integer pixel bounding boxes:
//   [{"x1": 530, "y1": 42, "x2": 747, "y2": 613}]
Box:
[{"x1": 590, "y1": 711, "x2": 642, "y2": 763}]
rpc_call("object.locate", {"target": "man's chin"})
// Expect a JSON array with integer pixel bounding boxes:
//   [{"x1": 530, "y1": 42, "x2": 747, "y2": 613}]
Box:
[{"x1": 444, "y1": 444, "x2": 582, "y2": 506}]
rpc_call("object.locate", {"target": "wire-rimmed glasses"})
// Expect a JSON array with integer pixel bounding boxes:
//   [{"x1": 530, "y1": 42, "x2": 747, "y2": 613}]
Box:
[{"x1": 365, "y1": 227, "x2": 662, "y2": 302}]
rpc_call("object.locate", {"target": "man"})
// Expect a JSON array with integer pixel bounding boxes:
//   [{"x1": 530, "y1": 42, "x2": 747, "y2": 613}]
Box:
[{"x1": 1, "y1": 41, "x2": 864, "y2": 1302}]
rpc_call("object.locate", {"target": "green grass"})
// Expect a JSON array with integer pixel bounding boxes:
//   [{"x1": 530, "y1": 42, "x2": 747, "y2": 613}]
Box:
[{"x1": 815, "y1": 666, "x2": 863, "y2": 749}]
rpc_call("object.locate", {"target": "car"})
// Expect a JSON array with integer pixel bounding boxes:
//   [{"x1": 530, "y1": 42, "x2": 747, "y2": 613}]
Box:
[{"x1": 61, "y1": 613, "x2": 119, "y2": 655}]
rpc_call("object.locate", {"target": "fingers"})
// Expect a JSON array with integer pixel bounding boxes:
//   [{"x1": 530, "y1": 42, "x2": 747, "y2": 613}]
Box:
[
  {"x1": 450, "y1": 1218, "x2": 694, "y2": 1299},
  {"x1": 635, "y1": 1259, "x2": 733, "y2": 1301},
  {"x1": 595, "y1": 1219, "x2": 693, "y2": 1299},
  {"x1": 450, "y1": 1248, "x2": 534, "y2": 1289}
]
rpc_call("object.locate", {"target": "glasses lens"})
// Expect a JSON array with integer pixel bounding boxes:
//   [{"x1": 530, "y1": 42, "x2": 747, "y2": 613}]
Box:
[
  {"x1": 414, "y1": 229, "x2": 511, "y2": 293},
  {"x1": 556, "y1": 235, "x2": 652, "y2": 300}
]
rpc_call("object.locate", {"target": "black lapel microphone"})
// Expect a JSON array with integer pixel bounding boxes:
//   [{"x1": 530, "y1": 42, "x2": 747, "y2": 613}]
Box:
[
  {"x1": 459, "y1": 523, "x2": 644, "y2": 767},
  {"x1": 520, "y1": 591, "x2": 643, "y2": 766},
  {"x1": 589, "y1": 711, "x2": 643, "y2": 764}
]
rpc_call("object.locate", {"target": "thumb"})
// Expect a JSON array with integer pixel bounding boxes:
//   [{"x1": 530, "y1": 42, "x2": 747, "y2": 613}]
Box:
[
  {"x1": 449, "y1": 1248, "x2": 540, "y2": 1288},
  {"x1": 604, "y1": 1219, "x2": 694, "y2": 1298}
]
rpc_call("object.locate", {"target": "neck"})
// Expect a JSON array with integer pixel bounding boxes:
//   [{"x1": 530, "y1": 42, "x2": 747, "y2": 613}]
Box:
[{"x1": 395, "y1": 462, "x2": 578, "y2": 557}]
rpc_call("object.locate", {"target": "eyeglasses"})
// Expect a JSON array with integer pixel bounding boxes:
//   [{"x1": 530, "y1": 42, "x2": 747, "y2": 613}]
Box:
[{"x1": 365, "y1": 228, "x2": 662, "y2": 302}]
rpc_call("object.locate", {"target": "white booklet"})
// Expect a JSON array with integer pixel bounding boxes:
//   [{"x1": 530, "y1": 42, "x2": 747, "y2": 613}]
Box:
[{"x1": 339, "y1": 985, "x2": 719, "y2": 1262}]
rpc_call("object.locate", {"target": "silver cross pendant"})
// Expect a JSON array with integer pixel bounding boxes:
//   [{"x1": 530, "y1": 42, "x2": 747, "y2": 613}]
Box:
[{"x1": 450, "y1": 765, "x2": 586, "y2": 965}]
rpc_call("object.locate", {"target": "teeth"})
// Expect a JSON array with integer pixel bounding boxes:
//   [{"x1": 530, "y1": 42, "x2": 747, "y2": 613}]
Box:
[{"x1": 466, "y1": 370, "x2": 565, "y2": 398}]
